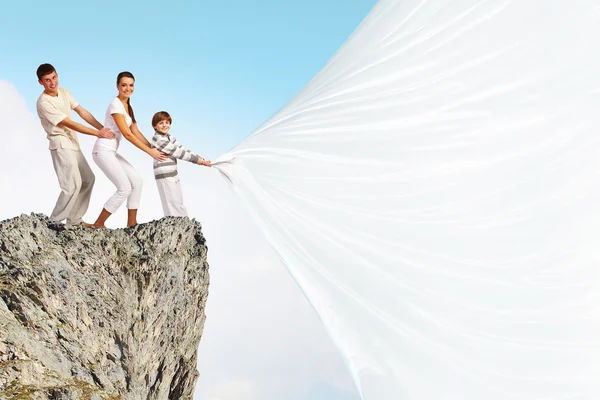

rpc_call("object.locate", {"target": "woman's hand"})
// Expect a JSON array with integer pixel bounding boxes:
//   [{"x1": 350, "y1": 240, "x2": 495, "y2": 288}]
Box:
[{"x1": 149, "y1": 148, "x2": 168, "y2": 161}]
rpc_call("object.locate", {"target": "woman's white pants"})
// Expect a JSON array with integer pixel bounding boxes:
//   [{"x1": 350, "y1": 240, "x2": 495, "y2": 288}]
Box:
[{"x1": 92, "y1": 149, "x2": 143, "y2": 213}]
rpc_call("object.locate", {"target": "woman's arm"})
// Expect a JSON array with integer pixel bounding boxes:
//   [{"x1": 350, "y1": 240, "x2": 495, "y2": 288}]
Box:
[
  {"x1": 112, "y1": 114, "x2": 166, "y2": 161},
  {"x1": 129, "y1": 123, "x2": 152, "y2": 148}
]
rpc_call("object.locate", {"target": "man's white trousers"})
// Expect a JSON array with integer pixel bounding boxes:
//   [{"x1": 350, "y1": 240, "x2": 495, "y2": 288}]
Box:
[{"x1": 49, "y1": 147, "x2": 95, "y2": 225}]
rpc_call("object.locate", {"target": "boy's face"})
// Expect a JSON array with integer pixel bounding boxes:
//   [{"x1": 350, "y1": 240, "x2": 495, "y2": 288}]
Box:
[{"x1": 155, "y1": 119, "x2": 171, "y2": 135}]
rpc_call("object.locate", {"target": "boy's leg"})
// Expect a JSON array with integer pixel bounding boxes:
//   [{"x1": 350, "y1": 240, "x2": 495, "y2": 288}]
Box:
[
  {"x1": 49, "y1": 147, "x2": 82, "y2": 223},
  {"x1": 156, "y1": 178, "x2": 170, "y2": 216},
  {"x1": 156, "y1": 176, "x2": 188, "y2": 217}
]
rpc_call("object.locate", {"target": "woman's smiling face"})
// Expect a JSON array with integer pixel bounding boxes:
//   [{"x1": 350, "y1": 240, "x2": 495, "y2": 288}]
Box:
[{"x1": 117, "y1": 76, "x2": 135, "y2": 98}]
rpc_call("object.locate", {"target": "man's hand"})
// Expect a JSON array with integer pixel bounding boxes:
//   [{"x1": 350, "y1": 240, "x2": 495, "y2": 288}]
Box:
[{"x1": 97, "y1": 127, "x2": 115, "y2": 139}]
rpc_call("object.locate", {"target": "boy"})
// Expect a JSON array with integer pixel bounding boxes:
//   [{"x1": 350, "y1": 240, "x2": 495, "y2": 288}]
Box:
[{"x1": 151, "y1": 111, "x2": 211, "y2": 217}]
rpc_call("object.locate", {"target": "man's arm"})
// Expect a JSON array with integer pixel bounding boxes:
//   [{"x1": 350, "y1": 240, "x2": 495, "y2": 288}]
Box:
[
  {"x1": 73, "y1": 105, "x2": 103, "y2": 130},
  {"x1": 58, "y1": 117, "x2": 114, "y2": 139}
]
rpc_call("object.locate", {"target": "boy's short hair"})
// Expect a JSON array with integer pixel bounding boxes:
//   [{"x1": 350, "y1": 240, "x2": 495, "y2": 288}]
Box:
[
  {"x1": 36, "y1": 63, "x2": 56, "y2": 80},
  {"x1": 152, "y1": 111, "x2": 172, "y2": 127}
]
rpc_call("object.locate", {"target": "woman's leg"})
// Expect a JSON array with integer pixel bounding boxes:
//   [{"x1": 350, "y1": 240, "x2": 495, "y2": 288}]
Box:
[
  {"x1": 92, "y1": 150, "x2": 133, "y2": 227},
  {"x1": 115, "y1": 153, "x2": 143, "y2": 227},
  {"x1": 93, "y1": 208, "x2": 112, "y2": 228},
  {"x1": 127, "y1": 209, "x2": 138, "y2": 228}
]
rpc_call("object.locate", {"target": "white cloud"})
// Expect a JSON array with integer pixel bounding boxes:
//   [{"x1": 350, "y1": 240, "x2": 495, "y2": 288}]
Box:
[
  {"x1": 206, "y1": 380, "x2": 257, "y2": 400},
  {"x1": 1, "y1": 81, "x2": 59, "y2": 218},
  {"x1": 0, "y1": 81, "x2": 358, "y2": 400}
]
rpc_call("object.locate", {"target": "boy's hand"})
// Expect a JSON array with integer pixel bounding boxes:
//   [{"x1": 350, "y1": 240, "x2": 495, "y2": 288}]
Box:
[{"x1": 198, "y1": 158, "x2": 211, "y2": 167}]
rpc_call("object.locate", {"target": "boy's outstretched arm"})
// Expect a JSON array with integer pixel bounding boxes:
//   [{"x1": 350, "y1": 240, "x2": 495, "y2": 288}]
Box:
[{"x1": 153, "y1": 135, "x2": 211, "y2": 167}]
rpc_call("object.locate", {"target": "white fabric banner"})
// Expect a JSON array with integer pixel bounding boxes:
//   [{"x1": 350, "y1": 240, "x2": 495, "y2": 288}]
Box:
[{"x1": 214, "y1": 1, "x2": 600, "y2": 398}]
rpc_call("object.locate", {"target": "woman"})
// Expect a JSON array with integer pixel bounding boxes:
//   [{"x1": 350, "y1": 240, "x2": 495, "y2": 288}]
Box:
[{"x1": 92, "y1": 71, "x2": 166, "y2": 228}]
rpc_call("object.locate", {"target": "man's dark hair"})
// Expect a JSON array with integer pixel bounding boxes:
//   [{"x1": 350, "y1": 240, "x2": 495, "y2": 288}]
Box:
[{"x1": 36, "y1": 63, "x2": 56, "y2": 80}]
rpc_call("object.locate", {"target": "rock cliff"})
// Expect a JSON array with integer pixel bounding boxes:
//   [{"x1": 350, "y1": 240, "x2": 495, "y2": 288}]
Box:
[{"x1": 0, "y1": 214, "x2": 209, "y2": 399}]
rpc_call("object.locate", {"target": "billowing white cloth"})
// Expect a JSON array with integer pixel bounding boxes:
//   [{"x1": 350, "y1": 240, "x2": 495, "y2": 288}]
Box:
[{"x1": 214, "y1": 1, "x2": 600, "y2": 399}]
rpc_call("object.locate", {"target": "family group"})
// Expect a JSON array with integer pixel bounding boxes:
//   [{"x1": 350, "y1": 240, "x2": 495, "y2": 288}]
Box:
[{"x1": 35, "y1": 63, "x2": 211, "y2": 228}]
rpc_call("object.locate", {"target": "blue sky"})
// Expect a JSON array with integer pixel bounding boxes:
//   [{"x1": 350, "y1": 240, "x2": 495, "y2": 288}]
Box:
[
  {"x1": 1, "y1": 0, "x2": 376, "y2": 159},
  {"x1": 0, "y1": 1, "x2": 376, "y2": 399}
]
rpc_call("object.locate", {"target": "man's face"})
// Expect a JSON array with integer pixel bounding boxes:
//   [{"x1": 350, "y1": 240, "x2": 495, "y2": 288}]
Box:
[{"x1": 39, "y1": 71, "x2": 58, "y2": 93}]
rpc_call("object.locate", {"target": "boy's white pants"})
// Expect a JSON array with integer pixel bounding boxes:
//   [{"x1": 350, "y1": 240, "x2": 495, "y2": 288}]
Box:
[
  {"x1": 49, "y1": 147, "x2": 95, "y2": 225},
  {"x1": 156, "y1": 176, "x2": 188, "y2": 217},
  {"x1": 92, "y1": 149, "x2": 143, "y2": 213}
]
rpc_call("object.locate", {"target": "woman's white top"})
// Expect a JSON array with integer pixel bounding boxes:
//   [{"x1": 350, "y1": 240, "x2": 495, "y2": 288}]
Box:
[{"x1": 93, "y1": 97, "x2": 132, "y2": 152}]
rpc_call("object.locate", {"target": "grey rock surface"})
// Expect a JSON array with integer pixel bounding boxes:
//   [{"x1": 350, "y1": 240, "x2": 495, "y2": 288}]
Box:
[{"x1": 0, "y1": 214, "x2": 209, "y2": 399}]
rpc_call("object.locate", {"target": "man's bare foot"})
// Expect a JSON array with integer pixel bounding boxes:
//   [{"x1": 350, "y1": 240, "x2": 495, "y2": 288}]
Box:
[{"x1": 70, "y1": 221, "x2": 93, "y2": 227}]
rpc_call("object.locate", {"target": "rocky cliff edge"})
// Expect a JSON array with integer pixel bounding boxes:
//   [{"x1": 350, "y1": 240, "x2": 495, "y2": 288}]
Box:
[{"x1": 0, "y1": 214, "x2": 209, "y2": 399}]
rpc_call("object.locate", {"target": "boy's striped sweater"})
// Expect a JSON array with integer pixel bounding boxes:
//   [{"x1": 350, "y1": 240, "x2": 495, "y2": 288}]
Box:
[{"x1": 151, "y1": 131, "x2": 200, "y2": 180}]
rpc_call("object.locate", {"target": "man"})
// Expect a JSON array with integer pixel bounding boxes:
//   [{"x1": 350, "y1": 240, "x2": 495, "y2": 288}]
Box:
[{"x1": 36, "y1": 63, "x2": 114, "y2": 226}]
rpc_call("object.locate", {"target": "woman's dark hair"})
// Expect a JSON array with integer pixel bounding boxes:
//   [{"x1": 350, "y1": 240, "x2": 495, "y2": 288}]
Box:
[{"x1": 117, "y1": 71, "x2": 136, "y2": 123}]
